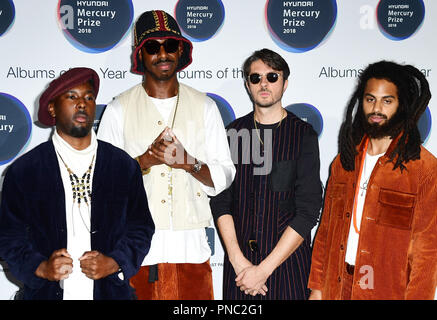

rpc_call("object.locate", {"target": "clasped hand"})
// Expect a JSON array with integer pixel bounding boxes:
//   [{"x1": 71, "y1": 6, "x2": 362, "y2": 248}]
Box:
[
  {"x1": 36, "y1": 249, "x2": 119, "y2": 281},
  {"x1": 145, "y1": 127, "x2": 194, "y2": 170},
  {"x1": 234, "y1": 257, "x2": 269, "y2": 297}
]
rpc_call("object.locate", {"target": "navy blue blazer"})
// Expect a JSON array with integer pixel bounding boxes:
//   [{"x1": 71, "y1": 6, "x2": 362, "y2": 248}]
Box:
[{"x1": 0, "y1": 140, "x2": 155, "y2": 300}]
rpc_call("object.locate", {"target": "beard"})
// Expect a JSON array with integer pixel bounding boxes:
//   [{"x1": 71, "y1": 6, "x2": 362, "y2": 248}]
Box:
[
  {"x1": 69, "y1": 111, "x2": 93, "y2": 138},
  {"x1": 70, "y1": 124, "x2": 92, "y2": 138},
  {"x1": 253, "y1": 88, "x2": 284, "y2": 109},
  {"x1": 362, "y1": 110, "x2": 404, "y2": 139}
]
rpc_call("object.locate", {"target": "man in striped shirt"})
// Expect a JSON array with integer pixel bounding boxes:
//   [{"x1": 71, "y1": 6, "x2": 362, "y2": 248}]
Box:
[{"x1": 210, "y1": 49, "x2": 322, "y2": 299}]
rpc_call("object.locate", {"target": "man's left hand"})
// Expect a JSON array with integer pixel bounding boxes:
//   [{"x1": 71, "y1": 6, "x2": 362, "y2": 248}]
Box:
[
  {"x1": 235, "y1": 265, "x2": 269, "y2": 296},
  {"x1": 79, "y1": 251, "x2": 119, "y2": 280}
]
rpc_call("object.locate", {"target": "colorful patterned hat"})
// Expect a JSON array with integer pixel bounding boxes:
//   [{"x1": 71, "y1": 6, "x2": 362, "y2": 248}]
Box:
[{"x1": 132, "y1": 10, "x2": 193, "y2": 74}]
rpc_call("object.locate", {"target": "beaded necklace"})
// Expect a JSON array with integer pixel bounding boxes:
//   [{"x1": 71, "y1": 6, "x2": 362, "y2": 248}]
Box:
[{"x1": 56, "y1": 151, "x2": 95, "y2": 233}]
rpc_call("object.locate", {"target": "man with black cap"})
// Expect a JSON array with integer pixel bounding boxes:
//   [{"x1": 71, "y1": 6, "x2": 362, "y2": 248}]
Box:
[
  {"x1": 97, "y1": 10, "x2": 235, "y2": 300},
  {"x1": 0, "y1": 67, "x2": 155, "y2": 300}
]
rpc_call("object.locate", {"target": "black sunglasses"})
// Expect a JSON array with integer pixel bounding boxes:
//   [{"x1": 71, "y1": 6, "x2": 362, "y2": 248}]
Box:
[
  {"x1": 143, "y1": 39, "x2": 180, "y2": 55},
  {"x1": 248, "y1": 72, "x2": 282, "y2": 84}
]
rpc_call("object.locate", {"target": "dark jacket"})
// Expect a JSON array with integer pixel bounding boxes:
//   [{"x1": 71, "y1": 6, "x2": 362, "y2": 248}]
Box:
[{"x1": 0, "y1": 140, "x2": 155, "y2": 300}]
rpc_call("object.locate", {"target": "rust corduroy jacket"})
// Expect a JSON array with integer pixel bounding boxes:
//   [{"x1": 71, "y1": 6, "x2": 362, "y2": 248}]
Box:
[{"x1": 309, "y1": 136, "x2": 437, "y2": 299}]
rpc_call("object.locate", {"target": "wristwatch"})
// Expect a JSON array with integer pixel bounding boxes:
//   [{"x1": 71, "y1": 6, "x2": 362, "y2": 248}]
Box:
[
  {"x1": 117, "y1": 267, "x2": 124, "y2": 281},
  {"x1": 192, "y1": 159, "x2": 202, "y2": 173}
]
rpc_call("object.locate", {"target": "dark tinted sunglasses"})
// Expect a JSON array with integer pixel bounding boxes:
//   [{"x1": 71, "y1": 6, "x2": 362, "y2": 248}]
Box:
[
  {"x1": 248, "y1": 72, "x2": 282, "y2": 84},
  {"x1": 143, "y1": 39, "x2": 180, "y2": 55}
]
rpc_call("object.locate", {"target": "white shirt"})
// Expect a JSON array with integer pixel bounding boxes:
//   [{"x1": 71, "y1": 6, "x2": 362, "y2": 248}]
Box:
[
  {"x1": 97, "y1": 94, "x2": 235, "y2": 264},
  {"x1": 52, "y1": 130, "x2": 97, "y2": 300},
  {"x1": 345, "y1": 151, "x2": 383, "y2": 265}
]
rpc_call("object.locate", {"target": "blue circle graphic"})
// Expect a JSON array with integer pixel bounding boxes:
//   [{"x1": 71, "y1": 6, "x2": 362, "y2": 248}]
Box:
[
  {"x1": 266, "y1": 0, "x2": 337, "y2": 53},
  {"x1": 0, "y1": 93, "x2": 32, "y2": 165},
  {"x1": 58, "y1": 0, "x2": 134, "y2": 53},
  {"x1": 418, "y1": 106, "x2": 431, "y2": 144},
  {"x1": 175, "y1": 0, "x2": 225, "y2": 41},
  {"x1": 0, "y1": 0, "x2": 15, "y2": 37},
  {"x1": 285, "y1": 103, "x2": 323, "y2": 137},
  {"x1": 207, "y1": 93, "x2": 235, "y2": 127},
  {"x1": 93, "y1": 104, "x2": 106, "y2": 132},
  {"x1": 377, "y1": 0, "x2": 425, "y2": 40}
]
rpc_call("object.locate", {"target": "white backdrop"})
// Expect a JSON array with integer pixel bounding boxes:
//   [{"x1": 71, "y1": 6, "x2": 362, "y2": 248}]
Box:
[{"x1": 0, "y1": 0, "x2": 436, "y2": 300}]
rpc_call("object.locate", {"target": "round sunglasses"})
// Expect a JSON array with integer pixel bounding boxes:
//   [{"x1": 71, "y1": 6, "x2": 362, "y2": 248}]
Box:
[
  {"x1": 248, "y1": 72, "x2": 282, "y2": 84},
  {"x1": 143, "y1": 39, "x2": 180, "y2": 55}
]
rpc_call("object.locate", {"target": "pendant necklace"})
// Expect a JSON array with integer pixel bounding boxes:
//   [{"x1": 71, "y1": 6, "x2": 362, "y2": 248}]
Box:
[
  {"x1": 360, "y1": 155, "x2": 370, "y2": 197},
  {"x1": 351, "y1": 138, "x2": 369, "y2": 234}
]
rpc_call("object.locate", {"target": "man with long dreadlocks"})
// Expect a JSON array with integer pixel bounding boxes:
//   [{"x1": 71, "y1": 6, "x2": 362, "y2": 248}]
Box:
[{"x1": 308, "y1": 60, "x2": 437, "y2": 300}]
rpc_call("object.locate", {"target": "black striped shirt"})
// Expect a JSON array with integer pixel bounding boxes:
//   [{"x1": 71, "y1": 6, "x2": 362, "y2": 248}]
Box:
[{"x1": 210, "y1": 110, "x2": 323, "y2": 300}]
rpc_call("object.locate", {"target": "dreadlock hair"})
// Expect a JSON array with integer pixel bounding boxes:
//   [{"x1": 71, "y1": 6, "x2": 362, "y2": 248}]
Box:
[{"x1": 339, "y1": 60, "x2": 431, "y2": 172}]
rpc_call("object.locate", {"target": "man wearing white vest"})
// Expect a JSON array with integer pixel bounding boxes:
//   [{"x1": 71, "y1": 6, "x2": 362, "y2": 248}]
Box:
[{"x1": 97, "y1": 10, "x2": 235, "y2": 300}]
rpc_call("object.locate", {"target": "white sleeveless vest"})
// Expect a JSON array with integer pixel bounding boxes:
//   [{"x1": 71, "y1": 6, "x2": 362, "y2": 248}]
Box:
[{"x1": 117, "y1": 83, "x2": 212, "y2": 230}]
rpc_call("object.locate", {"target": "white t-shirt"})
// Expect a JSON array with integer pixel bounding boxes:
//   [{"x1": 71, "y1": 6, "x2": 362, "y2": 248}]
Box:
[
  {"x1": 97, "y1": 94, "x2": 235, "y2": 264},
  {"x1": 345, "y1": 151, "x2": 383, "y2": 265},
  {"x1": 52, "y1": 130, "x2": 97, "y2": 300}
]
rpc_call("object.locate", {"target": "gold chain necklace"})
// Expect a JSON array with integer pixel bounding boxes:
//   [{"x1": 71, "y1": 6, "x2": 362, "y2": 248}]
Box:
[
  {"x1": 253, "y1": 109, "x2": 286, "y2": 145},
  {"x1": 165, "y1": 85, "x2": 180, "y2": 217},
  {"x1": 169, "y1": 84, "x2": 180, "y2": 131}
]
